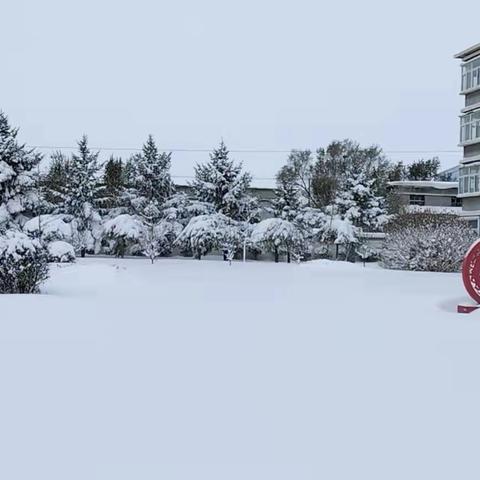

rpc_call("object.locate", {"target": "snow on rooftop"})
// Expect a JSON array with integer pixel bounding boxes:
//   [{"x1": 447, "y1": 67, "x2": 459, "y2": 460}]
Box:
[{"x1": 388, "y1": 180, "x2": 458, "y2": 190}]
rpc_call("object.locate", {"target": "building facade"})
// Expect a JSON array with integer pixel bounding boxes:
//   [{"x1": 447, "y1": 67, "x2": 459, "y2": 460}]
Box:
[
  {"x1": 455, "y1": 43, "x2": 480, "y2": 230},
  {"x1": 388, "y1": 180, "x2": 461, "y2": 212}
]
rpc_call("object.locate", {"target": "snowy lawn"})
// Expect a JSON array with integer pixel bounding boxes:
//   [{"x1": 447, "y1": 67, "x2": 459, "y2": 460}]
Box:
[{"x1": 1, "y1": 257, "x2": 479, "y2": 480}]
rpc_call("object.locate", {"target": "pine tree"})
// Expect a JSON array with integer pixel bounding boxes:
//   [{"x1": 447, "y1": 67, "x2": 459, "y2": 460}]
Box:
[
  {"x1": 42, "y1": 151, "x2": 70, "y2": 210},
  {"x1": 102, "y1": 156, "x2": 125, "y2": 210},
  {"x1": 191, "y1": 141, "x2": 258, "y2": 221},
  {"x1": 127, "y1": 135, "x2": 173, "y2": 213},
  {"x1": 64, "y1": 135, "x2": 102, "y2": 257},
  {"x1": 334, "y1": 167, "x2": 387, "y2": 232},
  {"x1": 125, "y1": 136, "x2": 174, "y2": 263},
  {"x1": 273, "y1": 172, "x2": 302, "y2": 221},
  {"x1": 0, "y1": 111, "x2": 42, "y2": 231},
  {"x1": 407, "y1": 157, "x2": 440, "y2": 181}
]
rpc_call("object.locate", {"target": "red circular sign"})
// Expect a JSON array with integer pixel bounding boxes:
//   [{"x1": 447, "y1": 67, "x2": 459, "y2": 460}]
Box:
[{"x1": 462, "y1": 239, "x2": 480, "y2": 304}]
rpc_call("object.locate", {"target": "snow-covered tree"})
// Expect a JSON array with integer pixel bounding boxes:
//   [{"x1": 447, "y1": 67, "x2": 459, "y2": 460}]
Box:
[
  {"x1": 139, "y1": 201, "x2": 162, "y2": 263},
  {"x1": 355, "y1": 241, "x2": 377, "y2": 266},
  {"x1": 103, "y1": 214, "x2": 144, "y2": 257},
  {"x1": 334, "y1": 167, "x2": 387, "y2": 232},
  {"x1": 122, "y1": 136, "x2": 175, "y2": 262},
  {"x1": 126, "y1": 135, "x2": 173, "y2": 213},
  {"x1": 191, "y1": 141, "x2": 258, "y2": 221},
  {"x1": 221, "y1": 223, "x2": 242, "y2": 264},
  {"x1": 0, "y1": 230, "x2": 49, "y2": 293},
  {"x1": 273, "y1": 171, "x2": 303, "y2": 221},
  {"x1": 24, "y1": 214, "x2": 74, "y2": 243},
  {"x1": 176, "y1": 213, "x2": 239, "y2": 260},
  {"x1": 63, "y1": 136, "x2": 102, "y2": 257},
  {"x1": 381, "y1": 212, "x2": 477, "y2": 272},
  {"x1": 0, "y1": 111, "x2": 42, "y2": 231},
  {"x1": 161, "y1": 192, "x2": 214, "y2": 228},
  {"x1": 250, "y1": 218, "x2": 304, "y2": 263}
]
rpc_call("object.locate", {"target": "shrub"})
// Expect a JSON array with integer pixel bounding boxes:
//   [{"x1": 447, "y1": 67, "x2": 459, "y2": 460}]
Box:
[
  {"x1": 250, "y1": 218, "x2": 304, "y2": 263},
  {"x1": 176, "y1": 214, "x2": 239, "y2": 260},
  {"x1": 0, "y1": 230, "x2": 49, "y2": 293},
  {"x1": 23, "y1": 214, "x2": 74, "y2": 242},
  {"x1": 48, "y1": 241, "x2": 76, "y2": 263},
  {"x1": 380, "y1": 212, "x2": 477, "y2": 272},
  {"x1": 103, "y1": 214, "x2": 144, "y2": 257}
]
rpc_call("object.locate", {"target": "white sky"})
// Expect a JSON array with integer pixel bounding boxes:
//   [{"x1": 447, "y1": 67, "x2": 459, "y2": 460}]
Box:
[{"x1": 3, "y1": 0, "x2": 480, "y2": 183}]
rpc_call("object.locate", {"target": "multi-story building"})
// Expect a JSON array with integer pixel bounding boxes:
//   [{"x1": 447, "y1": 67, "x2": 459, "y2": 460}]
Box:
[{"x1": 455, "y1": 43, "x2": 480, "y2": 230}]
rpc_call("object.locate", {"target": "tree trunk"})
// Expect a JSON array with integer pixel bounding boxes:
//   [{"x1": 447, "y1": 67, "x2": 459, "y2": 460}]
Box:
[
  {"x1": 274, "y1": 247, "x2": 279, "y2": 263},
  {"x1": 80, "y1": 247, "x2": 86, "y2": 258},
  {"x1": 287, "y1": 250, "x2": 291, "y2": 263}
]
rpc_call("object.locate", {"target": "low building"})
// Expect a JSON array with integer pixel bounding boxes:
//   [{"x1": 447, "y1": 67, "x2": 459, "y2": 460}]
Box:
[{"x1": 388, "y1": 180, "x2": 461, "y2": 213}]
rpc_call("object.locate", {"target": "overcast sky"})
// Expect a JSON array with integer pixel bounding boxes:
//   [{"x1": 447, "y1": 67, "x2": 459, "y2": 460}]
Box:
[{"x1": 3, "y1": 0, "x2": 480, "y2": 183}]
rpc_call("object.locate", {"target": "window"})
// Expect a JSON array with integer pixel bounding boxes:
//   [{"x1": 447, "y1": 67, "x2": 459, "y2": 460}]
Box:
[
  {"x1": 461, "y1": 57, "x2": 480, "y2": 92},
  {"x1": 467, "y1": 219, "x2": 479, "y2": 234},
  {"x1": 451, "y1": 196, "x2": 462, "y2": 207},
  {"x1": 409, "y1": 195, "x2": 425, "y2": 206},
  {"x1": 460, "y1": 110, "x2": 480, "y2": 144},
  {"x1": 459, "y1": 164, "x2": 480, "y2": 194}
]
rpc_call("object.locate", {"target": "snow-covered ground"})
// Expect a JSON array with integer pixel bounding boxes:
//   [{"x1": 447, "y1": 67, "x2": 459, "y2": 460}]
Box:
[{"x1": 1, "y1": 257, "x2": 479, "y2": 480}]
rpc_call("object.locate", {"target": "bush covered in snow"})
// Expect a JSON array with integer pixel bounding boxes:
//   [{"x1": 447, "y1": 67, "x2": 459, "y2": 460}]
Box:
[
  {"x1": 176, "y1": 213, "x2": 240, "y2": 260},
  {"x1": 250, "y1": 218, "x2": 304, "y2": 263},
  {"x1": 103, "y1": 214, "x2": 144, "y2": 257},
  {"x1": 0, "y1": 230, "x2": 49, "y2": 293},
  {"x1": 380, "y1": 212, "x2": 477, "y2": 272},
  {"x1": 47, "y1": 241, "x2": 76, "y2": 263},
  {"x1": 23, "y1": 214, "x2": 74, "y2": 242}
]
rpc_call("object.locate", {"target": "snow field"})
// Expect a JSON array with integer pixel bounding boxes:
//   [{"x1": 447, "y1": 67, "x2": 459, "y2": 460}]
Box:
[{"x1": 0, "y1": 258, "x2": 479, "y2": 480}]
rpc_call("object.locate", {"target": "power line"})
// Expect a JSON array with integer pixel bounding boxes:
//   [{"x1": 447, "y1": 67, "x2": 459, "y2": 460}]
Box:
[{"x1": 28, "y1": 144, "x2": 462, "y2": 155}]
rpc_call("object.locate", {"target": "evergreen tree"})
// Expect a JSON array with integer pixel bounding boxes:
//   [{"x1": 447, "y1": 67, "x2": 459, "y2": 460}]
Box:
[
  {"x1": 407, "y1": 157, "x2": 440, "y2": 181},
  {"x1": 191, "y1": 141, "x2": 258, "y2": 221},
  {"x1": 273, "y1": 171, "x2": 302, "y2": 221},
  {"x1": 124, "y1": 136, "x2": 174, "y2": 263},
  {"x1": 102, "y1": 156, "x2": 125, "y2": 210},
  {"x1": 0, "y1": 111, "x2": 42, "y2": 231},
  {"x1": 64, "y1": 135, "x2": 102, "y2": 257},
  {"x1": 127, "y1": 135, "x2": 174, "y2": 213},
  {"x1": 334, "y1": 166, "x2": 387, "y2": 232},
  {"x1": 42, "y1": 151, "x2": 70, "y2": 210}
]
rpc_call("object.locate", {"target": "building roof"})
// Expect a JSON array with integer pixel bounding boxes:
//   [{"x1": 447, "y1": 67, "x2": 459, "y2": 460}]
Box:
[
  {"x1": 388, "y1": 180, "x2": 458, "y2": 190},
  {"x1": 454, "y1": 43, "x2": 480, "y2": 61}
]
